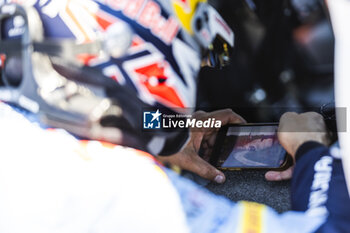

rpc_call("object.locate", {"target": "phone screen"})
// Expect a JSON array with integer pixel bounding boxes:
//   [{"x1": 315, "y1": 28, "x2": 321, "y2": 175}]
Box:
[{"x1": 210, "y1": 124, "x2": 287, "y2": 168}]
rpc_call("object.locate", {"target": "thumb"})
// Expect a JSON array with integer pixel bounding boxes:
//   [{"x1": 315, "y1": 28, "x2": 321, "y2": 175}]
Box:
[
  {"x1": 265, "y1": 166, "x2": 293, "y2": 181},
  {"x1": 190, "y1": 155, "x2": 226, "y2": 184}
]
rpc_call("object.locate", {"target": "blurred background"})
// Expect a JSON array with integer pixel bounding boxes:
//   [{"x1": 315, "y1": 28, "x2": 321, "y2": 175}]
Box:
[
  {"x1": 197, "y1": 0, "x2": 335, "y2": 212},
  {"x1": 197, "y1": 0, "x2": 334, "y2": 122}
]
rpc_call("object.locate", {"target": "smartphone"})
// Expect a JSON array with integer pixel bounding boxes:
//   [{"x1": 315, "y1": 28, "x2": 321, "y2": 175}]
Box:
[{"x1": 201, "y1": 123, "x2": 290, "y2": 170}]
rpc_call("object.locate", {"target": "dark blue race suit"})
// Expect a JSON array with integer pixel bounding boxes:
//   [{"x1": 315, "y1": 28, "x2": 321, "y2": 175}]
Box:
[{"x1": 167, "y1": 141, "x2": 350, "y2": 233}]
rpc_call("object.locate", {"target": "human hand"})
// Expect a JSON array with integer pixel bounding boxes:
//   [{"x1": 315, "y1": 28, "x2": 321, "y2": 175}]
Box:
[
  {"x1": 265, "y1": 112, "x2": 330, "y2": 181},
  {"x1": 157, "y1": 109, "x2": 245, "y2": 184},
  {"x1": 277, "y1": 112, "x2": 330, "y2": 158}
]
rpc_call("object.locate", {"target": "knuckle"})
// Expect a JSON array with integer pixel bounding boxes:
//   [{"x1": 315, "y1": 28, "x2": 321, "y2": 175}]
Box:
[
  {"x1": 193, "y1": 110, "x2": 207, "y2": 119},
  {"x1": 304, "y1": 112, "x2": 325, "y2": 124},
  {"x1": 199, "y1": 167, "x2": 211, "y2": 178},
  {"x1": 223, "y1": 108, "x2": 234, "y2": 114},
  {"x1": 195, "y1": 110, "x2": 207, "y2": 115},
  {"x1": 303, "y1": 111, "x2": 322, "y2": 119},
  {"x1": 200, "y1": 166, "x2": 215, "y2": 179},
  {"x1": 281, "y1": 112, "x2": 297, "y2": 121}
]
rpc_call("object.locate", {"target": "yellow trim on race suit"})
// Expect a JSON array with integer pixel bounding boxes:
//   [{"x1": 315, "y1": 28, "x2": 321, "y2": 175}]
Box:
[
  {"x1": 240, "y1": 201, "x2": 266, "y2": 233},
  {"x1": 171, "y1": 0, "x2": 206, "y2": 35}
]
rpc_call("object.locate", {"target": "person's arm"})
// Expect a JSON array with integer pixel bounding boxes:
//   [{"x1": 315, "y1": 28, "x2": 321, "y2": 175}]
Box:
[
  {"x1": 291, "y1": 141, "x2": 330, "y2": 212},
  {"x1": 290, "y1": 142, "x2": 350, "y2": 232},
  {"x1": 277, "y1": 112, "x2": 350, "y2": 232}
]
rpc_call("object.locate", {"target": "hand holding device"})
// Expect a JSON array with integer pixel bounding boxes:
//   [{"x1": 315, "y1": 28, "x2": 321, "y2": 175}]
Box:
[
  {"x1": 277, "y1": 112, "x2": 331, "y2": 158},
  {"x1": 265, "y1": 112, "x2": 331, "y2": 181},
  {"x1": 158, "y1": 109, "x2": 245, "y2": 184}
]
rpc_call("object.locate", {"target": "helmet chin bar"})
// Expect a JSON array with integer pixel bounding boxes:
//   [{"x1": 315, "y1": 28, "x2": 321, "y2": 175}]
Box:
[{"x1": 0, "y1": 3, "x2": 189, "y2": 156}]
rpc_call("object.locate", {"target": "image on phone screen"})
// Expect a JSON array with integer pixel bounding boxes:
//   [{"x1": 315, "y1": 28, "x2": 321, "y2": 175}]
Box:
[{"x1": 211, "y1": 124, "x2": 286, "y2": 168}]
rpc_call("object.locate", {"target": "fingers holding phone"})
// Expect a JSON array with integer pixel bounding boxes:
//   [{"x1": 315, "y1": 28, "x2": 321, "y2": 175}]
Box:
[
  {"x1": 277, "y1": 112, "x2": 331, "y2": 158},
  {"x1": 158, "y1": 109, "x2": 246, "y2": 184},
  {"x1": 265, "y1": 112, "x2": 331, "y2": 181},
  {"x1": 163, "y1": 110, "x2": 329, "y2": 184},
  {"x1": 265, "y1": 166, "x2": 294, "y2": 181},
  {"x1": 193, "y1": 109, "x2": 247, "y2": 160}
]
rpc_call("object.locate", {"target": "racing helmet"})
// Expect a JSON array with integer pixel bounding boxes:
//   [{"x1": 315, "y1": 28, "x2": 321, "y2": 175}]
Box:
[{"x1": 0, "y1": 0, "x2": 233, "y2": 155}]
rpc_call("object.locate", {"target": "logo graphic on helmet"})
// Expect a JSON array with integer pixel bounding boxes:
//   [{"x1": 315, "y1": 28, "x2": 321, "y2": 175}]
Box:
[{"x1": 0, "y1": 0, "x2": 234, "y2": 155}]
